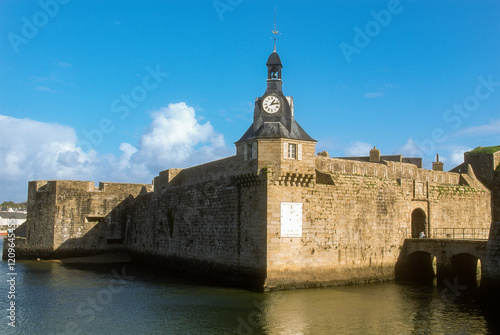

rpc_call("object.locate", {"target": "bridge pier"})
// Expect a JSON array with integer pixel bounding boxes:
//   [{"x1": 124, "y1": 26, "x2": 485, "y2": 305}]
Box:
[
  {"x1": 435, "y1": 255, "x2": 452, "y2": 285},
  {"x1": 481, "y1": 222, "x2": 500, "y2": 294}
]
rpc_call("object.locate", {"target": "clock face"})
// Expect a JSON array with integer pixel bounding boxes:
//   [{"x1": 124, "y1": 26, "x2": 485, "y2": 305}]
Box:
[{"x1": 262, "y1": 95, "x2": 281, "y2": 114}]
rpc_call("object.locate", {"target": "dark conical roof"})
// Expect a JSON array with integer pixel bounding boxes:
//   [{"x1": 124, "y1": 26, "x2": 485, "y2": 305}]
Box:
[{"x1": 266, "y1": 51, "x2": 282, "y2": 67}]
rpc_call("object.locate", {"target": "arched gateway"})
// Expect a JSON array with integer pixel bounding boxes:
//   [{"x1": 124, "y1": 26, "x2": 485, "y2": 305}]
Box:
[{"x1": 411, "y1": 208, "x2": 427, "y2": 238}]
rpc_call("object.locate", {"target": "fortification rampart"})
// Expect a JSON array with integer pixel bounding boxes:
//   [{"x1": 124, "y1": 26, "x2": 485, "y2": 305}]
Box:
[
  {"x1": 6, "y1": 180, "x2": 152, "y2": 259},
  {"x1": 316, "y1": 156, "x2": 462, "y2": 184},
  {"x1": 118, "y1": 171, "x2": 269, "y2": 288},
  {"x1": 464, "y1": 151, "x2": 500, "y2": 183},
  {"x1": 154, "y1": 155, "x2": 258, "y2": 191},
  {"x1": 3, "y1": 45, "x2": 499, "y2": 291},
  {"x1": 481, "y1": 222, "x2": 500, "y2": 294},
  {"x1": 261, "y1": 156, "x2": 492, "y2": 289},
  {"x1": 4, "y1": 150, "x2": 494, "y2": 290}
]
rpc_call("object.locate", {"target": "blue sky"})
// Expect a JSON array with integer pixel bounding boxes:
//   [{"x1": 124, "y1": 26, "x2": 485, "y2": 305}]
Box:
[{"x1": 1, "y1": 0, "x2": 499, "y2": 202}]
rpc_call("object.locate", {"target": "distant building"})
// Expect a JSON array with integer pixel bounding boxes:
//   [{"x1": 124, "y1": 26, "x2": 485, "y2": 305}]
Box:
[{"x1": 0, "y1": 211, "x2": 27, "y2": 234}]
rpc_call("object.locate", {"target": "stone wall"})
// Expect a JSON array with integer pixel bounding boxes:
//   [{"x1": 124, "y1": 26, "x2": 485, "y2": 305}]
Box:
[
  {"x1": 265, "y1": 176, "x2": 406, "y2": 289},
  {"x1": 9, "y1": 180, "x2": 151, "y2": 259},
  {"x1": 464, "y1": 151, "x2": 500, "y2": 183},
  {"x1": 24, "y1": 180, "x2": 56, "y2": 257},
  {"x1": 263, "y1": 156, "x2": 491, "y2": 289},
  {"x1": 493, "y1": 172, "x2": 500, "y2": 222},
  {"x1": 51, "y1": 181, "x2": 151, "y2": 257},
  {"x1": 316, "y1": 156, "x2": 461, "y2": 184},
  {"x1": 3, "y1": 149, "x2": 494, "y2": 290},
  {"x1": 119, "y1": 173, "x2": 269, "y2": 289},
  {"x1": 154, "y1": 156, "x2": 251, "y2": 190},
  {"x1": 481, "y1": 222, "x2": 500, "y2": 292}
]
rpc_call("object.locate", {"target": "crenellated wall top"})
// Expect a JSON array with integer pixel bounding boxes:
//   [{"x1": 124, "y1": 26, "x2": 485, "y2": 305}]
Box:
[{"x1": 315, "y1": 156, "x2": 463, "y2": 185}]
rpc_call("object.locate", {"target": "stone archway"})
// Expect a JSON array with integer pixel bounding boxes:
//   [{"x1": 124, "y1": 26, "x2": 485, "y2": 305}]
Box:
[
  {"x1": 451, "y1": 253, "x2": 481, "y2": 289},
  {"x1": 411, "y1": 208, "x2": 427, "y2": 238},
  {"x1": 395, "y1": 251, "x2": 436, "y2": 283}
]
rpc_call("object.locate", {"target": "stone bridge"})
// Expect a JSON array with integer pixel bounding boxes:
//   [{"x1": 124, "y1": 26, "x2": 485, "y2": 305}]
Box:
[{"x1": 395, "y1": 239, "x2": 488, "y2": 288}]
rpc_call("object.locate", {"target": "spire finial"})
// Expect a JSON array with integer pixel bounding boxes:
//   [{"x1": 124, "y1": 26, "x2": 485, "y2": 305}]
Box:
[{"x1": 272, "y1": 7, "x2": 280, "y2": 52}]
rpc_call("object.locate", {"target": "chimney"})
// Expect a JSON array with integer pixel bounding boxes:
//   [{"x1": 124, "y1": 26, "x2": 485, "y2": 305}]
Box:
[
  {"x1": 432, "y1": 154, "x2": 444, "y2": 171},
  {"x1": 369, "y1": 147, "x2": 380, "y2": 162}
]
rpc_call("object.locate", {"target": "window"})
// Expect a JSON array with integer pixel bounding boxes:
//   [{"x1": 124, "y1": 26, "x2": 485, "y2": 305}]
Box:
[
  {"x1": 85, "y1": 216, "x2": 104, "y2": 223},
  {"x1": 288, "y1": 143, "x2": 296, "y2": 159},
  {"x1": 243, "y1": 143, "x2": 257, "y2": 160},
  {"x1": 283, "y1": 143, "x2": 303, "y2": 160},
  {"x1": 251, "y1": 143, "x2": 257, "y2": 159}
]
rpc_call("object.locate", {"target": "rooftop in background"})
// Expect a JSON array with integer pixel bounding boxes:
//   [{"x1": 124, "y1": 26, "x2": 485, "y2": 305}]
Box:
[
  {"x1": 0, "y1": 211, "x2": 26, "y2": 220},
  {"x1": 0, "y1": 207, "x2": 27, "y2": 212}
]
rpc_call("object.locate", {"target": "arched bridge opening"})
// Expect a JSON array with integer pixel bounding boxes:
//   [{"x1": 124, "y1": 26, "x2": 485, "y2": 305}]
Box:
[
  {"x1": 395, "y1": 251, "x2": 436, "y2": 283},
  {"x1": 450, "y1": 253, "x2": 481, "y2": 289},
  {"x1": 396, "y1": 239, "x2": 487, "y2": 288}
]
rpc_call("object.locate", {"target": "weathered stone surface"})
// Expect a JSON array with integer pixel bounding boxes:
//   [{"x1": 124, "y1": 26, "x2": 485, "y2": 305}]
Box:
[
  {"x1": 4, "y1": 145, "x2": 495, "y2": 291},
  {"x1": 3, "y1": 49, "x2": 499, "y2": 290},
  {"x1": 481, "y1": 222, "x2": 500, "y2": 291},
  {"x1": 4, "y1": 181, "x2": 151, "y2": 259}
]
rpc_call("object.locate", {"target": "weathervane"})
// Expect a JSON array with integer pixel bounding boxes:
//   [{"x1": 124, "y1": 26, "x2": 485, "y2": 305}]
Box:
[{"x1": 272, "y1": 7, "x2": 280, "y2": 52}]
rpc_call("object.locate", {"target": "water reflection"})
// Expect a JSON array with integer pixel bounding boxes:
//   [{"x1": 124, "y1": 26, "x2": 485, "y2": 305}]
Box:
[
  {"x1": 257, "y1": 282, "x2": 493, "y2": 335},
  {"x1": 0, "y1": 247, "x2": 499, "y2": 335}
]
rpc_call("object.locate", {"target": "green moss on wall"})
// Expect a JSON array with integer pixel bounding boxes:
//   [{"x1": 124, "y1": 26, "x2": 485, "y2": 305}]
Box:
[{"x1": 468, "y1": 145, "x2": 500, "y2": 154}]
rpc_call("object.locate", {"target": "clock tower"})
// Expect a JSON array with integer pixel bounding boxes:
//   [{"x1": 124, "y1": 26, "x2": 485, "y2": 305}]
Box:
[{"x1": 236, "y1": 48, "x2": 316, "y2": 183}]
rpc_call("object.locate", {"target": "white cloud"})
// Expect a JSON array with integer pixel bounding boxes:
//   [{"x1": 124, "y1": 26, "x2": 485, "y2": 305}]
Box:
[
  {"x1": 128, "y1": 102, "x2": 227, "y2": 172},
  {"x1": 56, "y1": 62, "x2": 72, "y2": 69},
  {"x1": 396, "y1": 138, "x2": 422, "y2": 157},
  {"x1": 364, "y1": 91, "x2": 384, "y2": 99},
  {"x1": 448, "y1": 148, "x2": 470, "y2": 167},
  {"x1": 0, "y1": 102, "x2": 230, "y2": 201},
  {"x1": 35, "y1": 86, "x2": 56, "y2": 92},
  {"x1": 0, "y1": 115, "x2": 97, "y2": 200},
  {"x1": 395, "y1": 138, "x2": 472, "y2": 170},
  {"x1": 455, "y1": 119, "x2": 500, "y2": 137},
  {"x1": 345, "y1": 141, "x2": 372, "y2": 156}
]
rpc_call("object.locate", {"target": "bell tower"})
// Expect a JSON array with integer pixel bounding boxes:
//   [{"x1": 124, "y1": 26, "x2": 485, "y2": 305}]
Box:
[
  {"x1": 266, "y1": 50, "x2": 282, "y2": 93},
  {"x1": 266, "y1": 16, "x2": 283, "y2": 93},
  {"x1": 235, "y1": 31, "x2": 316, "y2": 180}
]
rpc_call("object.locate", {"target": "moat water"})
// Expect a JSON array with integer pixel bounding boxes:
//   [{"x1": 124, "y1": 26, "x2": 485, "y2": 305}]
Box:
[{"x1": 1, "y1": 240, "x2": 500, "y2": 335}]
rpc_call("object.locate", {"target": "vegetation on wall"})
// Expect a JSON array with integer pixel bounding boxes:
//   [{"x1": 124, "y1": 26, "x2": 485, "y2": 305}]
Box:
[{"x1": 468, "y1": 145, "x2": 500, "y2": 154}]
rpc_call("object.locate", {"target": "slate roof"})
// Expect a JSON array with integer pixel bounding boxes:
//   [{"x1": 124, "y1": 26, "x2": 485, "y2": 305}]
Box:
[
  {"x1": 237, "y1": 120, "x2": 316, "y2": 143},
  {"x1": 266, "y1": 51, "x2": 282, "y2": 67},
  {"x1": 0, "y1": 212, "x2": 27, "y2": 220}
]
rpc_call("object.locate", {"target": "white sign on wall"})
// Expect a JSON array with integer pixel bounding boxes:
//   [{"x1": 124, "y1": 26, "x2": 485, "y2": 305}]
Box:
[{"x1": 281, "y1": 202, "x2": 303, "y2": 237}]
